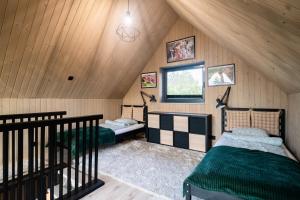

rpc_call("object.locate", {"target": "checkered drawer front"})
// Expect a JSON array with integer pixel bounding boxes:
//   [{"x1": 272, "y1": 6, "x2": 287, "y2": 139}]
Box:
[
  {"x1": 189, "y1": 134, "x2": 205, "y2": 152},
  {"x1": 148, "y1": 114, "x2": 159, "y2": 128},
  {"x1": 147, "y1": 113, "x2": 211, "y2": 152},
  {"x1": 174, "y1": 116, "x2": 188, "y2": 132},
  {"x1": 160, "y1": 130, "x2": 173, "y2": 146}
]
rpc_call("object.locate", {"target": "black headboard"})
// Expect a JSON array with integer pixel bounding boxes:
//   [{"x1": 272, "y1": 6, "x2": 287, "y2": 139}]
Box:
[
  {"x1": 121, "y1": 105, "x2": 148, "y2": 123},
  {"x1": 221, "y1": 107, "x2": 286, "y2": 141}
]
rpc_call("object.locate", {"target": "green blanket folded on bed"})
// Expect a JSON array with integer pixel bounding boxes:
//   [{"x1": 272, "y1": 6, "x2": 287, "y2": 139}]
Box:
[
  {"x1": 184, "y1": 146, "x2": 300, "y2": 200},
  {"x1": 58, "y1": 126, "x2": 115, "y2": 157}
]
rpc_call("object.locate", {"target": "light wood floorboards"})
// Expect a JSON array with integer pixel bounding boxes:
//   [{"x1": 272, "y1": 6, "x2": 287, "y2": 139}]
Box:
[{"x1": 81, "y1": 174, "x2": 166, "y2": 200}]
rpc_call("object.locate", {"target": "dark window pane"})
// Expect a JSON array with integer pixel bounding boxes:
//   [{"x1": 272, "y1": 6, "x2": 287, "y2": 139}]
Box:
[{"x1": 161, "y1": 62, "x2": 205, "y2": 103}]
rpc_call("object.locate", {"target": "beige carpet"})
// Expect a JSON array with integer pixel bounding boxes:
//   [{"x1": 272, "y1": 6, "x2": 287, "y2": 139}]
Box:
[{"x1": 96, "y1": 140, "x2": 205, "y2": 200}]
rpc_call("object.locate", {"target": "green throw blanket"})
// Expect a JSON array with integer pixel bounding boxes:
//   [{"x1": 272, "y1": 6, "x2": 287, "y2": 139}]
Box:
[
  {"x1": 58, "y1": 126, "x2": 115, "y2": 157},
  {"x1": 184, "y1": 146, "x2": 300, "y2": 200}
]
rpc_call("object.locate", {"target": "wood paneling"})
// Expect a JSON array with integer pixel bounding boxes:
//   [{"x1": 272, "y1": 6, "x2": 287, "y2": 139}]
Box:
[
  {"x1": 0, "y1": 98, "x2": 122, "y2": 120},
  {"x1": 123, "y1": 19, "x2": 288, "y2": 141},
  {"x1": 0, "y1": 0, "x2": 178, "y2": 98},
  {"x1": 166, "y1": 0, "x2": 300, "y2": 94},
  {"x1": 287, "y1": 93, "x2": 300, "y2": 160},
  {"x1": 0, "y1": 98, "x2": 122, "y2": 165}
]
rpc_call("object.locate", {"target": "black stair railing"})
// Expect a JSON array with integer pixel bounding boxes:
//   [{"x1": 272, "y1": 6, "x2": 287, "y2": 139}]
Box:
[
  {"x1": 0, "y1": 114, "x2": 104, "y2": 200},
  {"x1": 0, "y1": 111, "x2": 67, "y2": 189},
  {"x1": 0, "y1": 111, "x2": 67, "y2": 124}
]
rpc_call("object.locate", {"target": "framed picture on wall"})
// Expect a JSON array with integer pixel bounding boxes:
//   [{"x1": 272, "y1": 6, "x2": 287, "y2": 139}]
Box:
[
  {"x1": 166, "y1": 36, "x2": 195, "y2": 63},
  {"x1": 141, "y1": 72, "x2": 157, "y2": 88},
  {"x1": 207, "y1": 64, "x2": 235, "y2": 87}
]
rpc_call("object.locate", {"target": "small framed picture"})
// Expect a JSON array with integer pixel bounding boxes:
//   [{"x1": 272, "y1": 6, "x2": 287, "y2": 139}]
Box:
[
  {"x1": 207, "y1": 64, "x2": 235, "y2": 87},
  {"x1": 141, "y1": 72, "x2": 157, "y2": 88},
  {"x1": 166, "y1": 36, "x2": 195, "y2": 63}
]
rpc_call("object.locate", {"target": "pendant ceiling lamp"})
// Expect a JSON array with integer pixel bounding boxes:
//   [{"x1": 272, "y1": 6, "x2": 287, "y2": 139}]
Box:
[{"x1": 116, "y1": 0, "x2": 140, "y2": 42}]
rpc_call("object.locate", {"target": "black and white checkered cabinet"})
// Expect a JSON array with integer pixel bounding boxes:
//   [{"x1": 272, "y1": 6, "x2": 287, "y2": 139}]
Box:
[{"x1": 146, "y1": 112, "x2": 212, "y2": 152}]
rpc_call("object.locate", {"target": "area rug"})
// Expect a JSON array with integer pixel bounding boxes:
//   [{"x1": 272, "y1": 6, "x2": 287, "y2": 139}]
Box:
[{"x1": 97, "y1": 140, "x2": 205, "y2": 200}]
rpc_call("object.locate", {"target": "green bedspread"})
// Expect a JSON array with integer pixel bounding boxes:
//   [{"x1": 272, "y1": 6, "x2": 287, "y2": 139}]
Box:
[
  {"x1": 184, "y1": 146, "x2": 300, "y2": 200},
  {"x1": 59, "y1": 126, "x2": 115, "y2": 157}
]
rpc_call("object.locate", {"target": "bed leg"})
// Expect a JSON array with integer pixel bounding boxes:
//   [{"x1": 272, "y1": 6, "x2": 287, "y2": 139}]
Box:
[
  {"x1": 186, "y1": 193, "x2": 192, "y2": 200},
  {"x1": 186, "y1": 183, "x2": 192, "y2": 200}
]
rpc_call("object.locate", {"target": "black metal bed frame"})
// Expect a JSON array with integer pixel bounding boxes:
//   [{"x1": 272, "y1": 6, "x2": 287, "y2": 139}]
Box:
[
  {"x1": 221, "y1": 107, "x2": 286, "y2": 141},
  {"x1": 116, "y1": 105, "x2": 147, "y2": 142},
  {"x1": 0, "y1": 113, "x2": 104, "y2": 200},
  {"x1": 186, "y1": 107, "x2": 286, "y2": 200}
]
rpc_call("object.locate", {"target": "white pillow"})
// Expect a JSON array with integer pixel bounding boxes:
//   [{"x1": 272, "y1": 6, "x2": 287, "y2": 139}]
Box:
[
  {"x1": 258, "y1": 136, "x2": 283, "y2": 146},
  {"x1": 115, "y1": 118, "x2": 138, "y2": 125},
  {"x1": 105, "y1": 120, "x2": 128, "y2": 127},
  {"x1": 225, "y1": 133, "x2": 283, "y2": 146},
  {"x1": 232, "y1": 128, "x2": 268, "y2": 137}
]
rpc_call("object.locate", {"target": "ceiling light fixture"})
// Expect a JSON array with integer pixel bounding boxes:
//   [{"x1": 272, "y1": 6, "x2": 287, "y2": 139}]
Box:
[{"x1": 116, "y1": 0, "x2": 140, "y2": 42}]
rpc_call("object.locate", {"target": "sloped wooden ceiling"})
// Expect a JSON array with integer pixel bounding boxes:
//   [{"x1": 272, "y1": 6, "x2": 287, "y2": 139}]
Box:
[
  {"x1": 0, "y1": 0, "x2": 177, "y2": 98},
  {"x1": 167, "y1": 0, "x2": 300, "y2": 94}
]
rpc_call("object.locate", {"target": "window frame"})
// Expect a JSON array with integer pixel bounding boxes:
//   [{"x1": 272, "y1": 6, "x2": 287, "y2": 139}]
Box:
[{"x1": 161, "y1": 62, "x2": 205, "y2": 103}]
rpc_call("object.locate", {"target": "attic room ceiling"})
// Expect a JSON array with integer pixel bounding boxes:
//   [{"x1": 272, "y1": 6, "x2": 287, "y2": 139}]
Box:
[
  {"x1": 0, "y1": 0, "x2": 177, "y2": 98},
  {"x1": 0, "y1": 0, "x2": 299, "y2": 99},
  {"x1": 166, "y1": 0, "x2": 300, "y2": 94}
]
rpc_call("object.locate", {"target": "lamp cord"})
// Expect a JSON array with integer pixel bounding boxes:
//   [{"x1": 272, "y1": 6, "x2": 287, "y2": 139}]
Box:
[{"x1": 140, "y1": 91, "x2": 147, "y2": 106}]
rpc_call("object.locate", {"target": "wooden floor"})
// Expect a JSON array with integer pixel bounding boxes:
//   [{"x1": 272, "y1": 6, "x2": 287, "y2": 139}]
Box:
[{"x1": 81, "y1": 174, "x2": 167, "y2": 200}]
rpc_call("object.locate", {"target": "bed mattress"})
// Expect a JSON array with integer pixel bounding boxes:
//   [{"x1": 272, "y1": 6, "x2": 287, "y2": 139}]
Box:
[
  {"x1": 99, "y1": 123, "x2": 144, "y2": 135},
  {"x1": 114, "y1": 123, "x2": 144, "y2": 135}
]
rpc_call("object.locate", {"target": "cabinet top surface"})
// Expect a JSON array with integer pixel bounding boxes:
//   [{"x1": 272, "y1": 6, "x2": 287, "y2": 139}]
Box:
[{"x1": 148, "y1": 111, "x2": 212, "y2": 117}]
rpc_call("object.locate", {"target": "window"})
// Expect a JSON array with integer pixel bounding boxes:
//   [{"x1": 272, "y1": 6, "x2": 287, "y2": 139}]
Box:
[{"x1": 161, "y1": 62, "x2": 205, "y2": 103}]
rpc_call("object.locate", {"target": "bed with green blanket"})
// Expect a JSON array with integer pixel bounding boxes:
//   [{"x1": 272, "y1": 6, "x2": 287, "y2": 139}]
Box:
[
  {"x1": 58, "y1": 126, "x2": 115, "y2": 157},
  {"x1": 58, "y1": 120, "x2": 144, "y2": 157},
  {"x1": 184, "y1": 146, "x2": 300, "y2": 200}
]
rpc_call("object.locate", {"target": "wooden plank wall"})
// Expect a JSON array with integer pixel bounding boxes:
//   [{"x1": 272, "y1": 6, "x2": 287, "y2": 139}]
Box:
[
  {"x1": 123, "y1": 19, "x2": 288, "y2": 142},
  {"x1": 287, "y1": 93, "x2": 300, "y2": 160},
  {"x1": 166, "y1": 0, "x2": 300, "y2": 94},
  {"x1": 0, "y1": 98, "x2": 122, "y2": 120}
]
